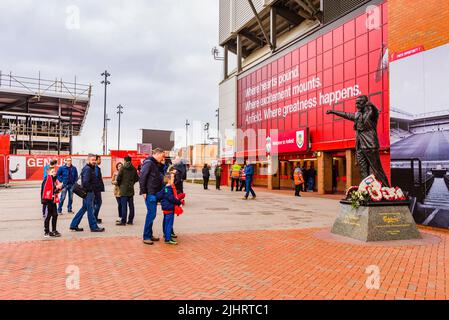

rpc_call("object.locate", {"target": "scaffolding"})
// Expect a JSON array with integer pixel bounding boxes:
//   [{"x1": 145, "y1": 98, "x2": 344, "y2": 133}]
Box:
[{"x1": 0, "y1": 72, "x2": 92, "y2": 155}]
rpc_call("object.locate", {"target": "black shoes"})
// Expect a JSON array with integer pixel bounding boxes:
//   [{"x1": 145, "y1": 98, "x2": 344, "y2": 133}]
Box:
[
  {"x1": 127, "y1": 222, "x2": 134, "y2": 225},
  {"x1": 96, "y1": 219, "x2": 103, "y2": 224},
  {"x1": 50, "y1": 231, "x2": 61, "y2": 237},
  {"x1": 71, "y1": 226, "x2": 104, "y2": 232},
  {"x1": 116, "y1": 221, "x2": 126, "y2": 226},
  {"x1": 150, "y1": 237, "x2": 160, "y2": 242}
]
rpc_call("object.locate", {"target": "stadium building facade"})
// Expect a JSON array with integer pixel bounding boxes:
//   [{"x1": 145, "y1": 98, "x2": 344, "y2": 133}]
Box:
[
  {"x1": 0, "y1": 72, "x2": 91, "y2": 155},
  {"x1": 218, "y1": 0, "x2": 389, "y2": 194}
]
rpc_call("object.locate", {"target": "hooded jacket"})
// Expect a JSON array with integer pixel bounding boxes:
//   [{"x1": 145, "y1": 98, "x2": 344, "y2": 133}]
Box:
[
  {"x1": 157, "y1": 184, "x2": 182, "y2": 213},
  {"x1": 116, "y1": 161, "x2": 139, "y2": 197},
  {"x1": 139, "y1": 156, "x2": 164, "y2": 195}
]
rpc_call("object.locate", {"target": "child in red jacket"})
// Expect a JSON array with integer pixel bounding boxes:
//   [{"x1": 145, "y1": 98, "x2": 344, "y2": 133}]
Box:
[{"x1": 157, "y1": 173, "x2": 183, "y2": 245}]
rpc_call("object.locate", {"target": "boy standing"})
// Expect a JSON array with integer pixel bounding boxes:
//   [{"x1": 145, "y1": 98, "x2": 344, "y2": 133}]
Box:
[
  {"x1": 41, "y1": 167, "x2": 62, "y2": 237},
  {"x1": 158, "y1": 173, "x2": 182, "y2": 245}
]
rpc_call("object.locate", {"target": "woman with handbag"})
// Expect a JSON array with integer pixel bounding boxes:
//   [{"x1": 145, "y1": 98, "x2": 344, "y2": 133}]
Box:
[{"x1": 112, "y1": 162, "x2": 123, "y2": 223}]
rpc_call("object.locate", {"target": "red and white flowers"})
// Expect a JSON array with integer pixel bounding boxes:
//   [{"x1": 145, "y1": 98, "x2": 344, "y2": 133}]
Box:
[{"x1": 345, "y1": 175, "x2": 407, "y2": 208}]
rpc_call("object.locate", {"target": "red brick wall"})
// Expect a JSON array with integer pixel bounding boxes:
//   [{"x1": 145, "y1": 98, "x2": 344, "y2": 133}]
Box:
[{"x1": 389, "y1": 0, "x2": 449, "y2": 53}]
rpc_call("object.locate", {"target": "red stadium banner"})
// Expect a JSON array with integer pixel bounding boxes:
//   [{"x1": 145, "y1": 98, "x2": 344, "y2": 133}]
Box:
[
  {"x1": 0, "y1": 135, "x2": 10, "y2": 155},
  {"x1": 390, "y1": 45, "x2": 424, "y2": 62},
  {"x1": 8, "y1": 155, "x2": 112, "y2": 181},
  {"x1": 0, "y1": 135, "x2": 10, "y2": 185},
  {"x1": 268, "y1": 128, "x2": 309, "y2": 154}
]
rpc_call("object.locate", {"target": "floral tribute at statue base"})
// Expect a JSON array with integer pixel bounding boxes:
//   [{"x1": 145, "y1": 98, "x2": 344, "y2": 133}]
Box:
[{"x1": 331, "y1": 175, "x2": 422, "y2": 242}]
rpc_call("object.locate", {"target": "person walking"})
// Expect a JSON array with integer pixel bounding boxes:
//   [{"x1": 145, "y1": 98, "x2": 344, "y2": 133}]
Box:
[
  {"x1": 293, "y1": 164, "x2": 305, "y2": 197},
  {"x1": 202, "y1": 164, "x2": 210, "y2": 190},
  {"x1": 140, "y1": 148, "x2": 165, "y2": 245},
  {"x1": 56, "y1": 157, "x2": 78, "y2": 214},
  {"x1": 214, "y1": 163, "x2": 222, "y2": 190},
  {"x1": 93, "y1": 155, "x2": 105, "y2": 224},
  {"x1": 242, "y1": 163, "x2": 256, "y2": 200},
  {"x1": 116, "y1": 156, "x2": 139, "y2": 226},
  {"x1": 41, "y1": 166, "x2": 62, "y2": 237},
  {"x1": 238, "y1": 164, "x2": 246, "y2": 192},
  {"x1": 112, "y1": 162, "x2": 123, "y2": 223},
  {"x1": 70, "y1": 154, "x2": 105, "y2": 233},
  {"x1": 230, "y1": 162, "x2": 241, "y2": 191}
]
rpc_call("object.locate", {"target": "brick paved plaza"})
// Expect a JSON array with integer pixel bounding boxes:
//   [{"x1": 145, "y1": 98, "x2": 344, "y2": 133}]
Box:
[{"x1": 1, "y1": 183, "x2": 448, "y2": 300}]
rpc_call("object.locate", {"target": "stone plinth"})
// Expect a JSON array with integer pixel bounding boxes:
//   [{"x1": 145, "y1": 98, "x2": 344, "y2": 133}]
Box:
[{"x1": 331, "y1": 200, "x2": 421, "y2": 242}]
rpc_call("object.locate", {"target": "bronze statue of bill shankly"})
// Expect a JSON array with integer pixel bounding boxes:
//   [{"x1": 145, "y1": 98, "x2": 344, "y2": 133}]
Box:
[{"x1": 327, "y1": 95, "x2": 390, "y2": 187}]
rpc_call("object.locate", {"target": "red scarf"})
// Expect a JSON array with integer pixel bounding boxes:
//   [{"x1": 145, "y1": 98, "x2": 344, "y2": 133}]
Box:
[
  {"x1": 42, "y1": 176, "x2": 60, "y2": 203},
  {"x1": 162, "y1": 184, "x2": 184, "y2": 216},
  {"x1": 42, "y1": 175, "x2": 54, "y2": 201}
]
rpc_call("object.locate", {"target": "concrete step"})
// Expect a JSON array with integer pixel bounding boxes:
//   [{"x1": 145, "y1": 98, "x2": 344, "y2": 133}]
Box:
[{"x1": 423, "y1": 202, "x2": 449, "y2": 210}]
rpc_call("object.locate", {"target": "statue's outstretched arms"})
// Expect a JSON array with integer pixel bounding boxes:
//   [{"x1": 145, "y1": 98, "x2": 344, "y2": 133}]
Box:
[{"x1": 326, "y1": 109, "x2": 355, "y2": 121}]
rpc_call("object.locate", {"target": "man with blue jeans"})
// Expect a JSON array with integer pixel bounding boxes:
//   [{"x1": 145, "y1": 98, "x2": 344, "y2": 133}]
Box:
[
  {"x1": 93, "y1": 155, "x2": 105, "y2": 224},
  {"x1": 139, "y1": 148, "x2": 165, "y2": 245},
  {"x1": 70, "y1": 154, "x2": 105, "y2": 233},
  {"x1": 243, "y1": 163, "x2": 256, "y2": 200},
  {"x1": 56, "y1": 157, "x2": 78, "y2": 214}
]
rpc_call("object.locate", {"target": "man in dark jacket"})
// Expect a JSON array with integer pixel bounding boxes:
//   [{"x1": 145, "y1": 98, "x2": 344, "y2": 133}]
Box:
[
  {"x1": 243, "y1": 163, "x2": 256, "y2": 200},
  {"x1": 56, "y1": 157, "x2": 78, "y2": 214},
  {"x1": 70, "y1": 154, "x2": 105, "y2": 233},
  {"x1": 202, "y1": 164, "x2": 210, "y2": 190},
  {"x1": 214, "y1": 163, "x2": 222, "y2": 190},
  {"x1": 116, "y1": 156, "x2": 139, "y2": 226},
  {"x1": 140, "y1": 148, "x2": 165, "y2": 245},
  {"x1": 93, "y1": 155, "x2": 105, "y2": 224}
]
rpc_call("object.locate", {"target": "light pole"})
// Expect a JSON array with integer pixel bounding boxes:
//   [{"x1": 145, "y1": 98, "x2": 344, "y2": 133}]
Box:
[
  {"x1": 117, "y1": 104, "x2": 123, "y2": 151},
  {"x1": 216, "y1": 108, "x2": 220, "y2": 159},
  {"x1": 105, "y1": 114, "x2": 111, "y2": 154},
  {"x1": 185, "y1": 119, "x2": 190, "y2": 159},
  {"x1": 204, "y1": 122, "x2": 209, "y2": 164},
  {"x1": 101, "y1": 70, "x2": 111, "y2": 155}
]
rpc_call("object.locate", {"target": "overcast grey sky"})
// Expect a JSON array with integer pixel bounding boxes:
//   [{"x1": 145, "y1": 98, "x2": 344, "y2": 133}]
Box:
[
  {"x1": 390, "y1": 43, "x2": 449, "y2": 115},
  {"x1": 0, "y1": 0, "x2": 221, "y2": 154}
]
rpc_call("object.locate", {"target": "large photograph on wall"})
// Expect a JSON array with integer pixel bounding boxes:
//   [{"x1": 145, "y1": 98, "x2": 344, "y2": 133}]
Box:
[{"x1": 390, "y1": 43, "x2": 449, "y2": 228}]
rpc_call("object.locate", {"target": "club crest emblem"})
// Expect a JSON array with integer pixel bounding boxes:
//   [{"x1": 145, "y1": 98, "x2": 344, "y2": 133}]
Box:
[
  {"x1": 296, "y1": 130, "x2": 304, "y2": 149},
  {"x1": 265, "y1": 136, "x2": 272, "y2": 154}
]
